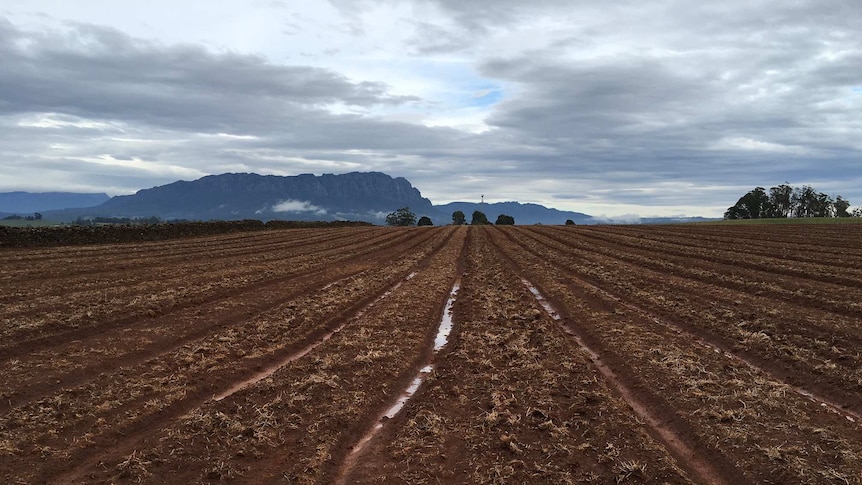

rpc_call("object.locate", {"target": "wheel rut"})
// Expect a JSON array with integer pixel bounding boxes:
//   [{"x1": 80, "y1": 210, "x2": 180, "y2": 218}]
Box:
[
  {"x1": 333, "y1": 267, "x2": 465, "y2": 484},
  {"x1": 507, "y1": 228, "x2": 862, "y2": 417},
  {"x1": 0, "y1": 228, "x2": 403, "y2": 324},
  {"x1": 487, "y1": 230, "x2": 741, "y2": 485},
  {"x1": 0, "y1": 228, "x2": 428, "y2": 361},
  {"x1": 0, "y1": 228, "x2": 374, "y2": 302},
  {"x1": 2, "y1": 263, "x2": 369, "y2": 413},
  {"x1": 45, "y1": 228, "x2": 459, "y2": 484},
  {"x1": 531, "y1": 226, "x2": 862, "y2": 319}
]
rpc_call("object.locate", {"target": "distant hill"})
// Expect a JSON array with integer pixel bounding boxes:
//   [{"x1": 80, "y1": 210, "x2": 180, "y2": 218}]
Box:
[
  {"x1": 9, "y1": 174, "x2": 720, "y2": 225},
  {"x1": 639, "y1": 216, "x2": 721, "y2": 224},
  {"x1": 45, "y1": 172, "x2": 437, "y2": 224},
  {"x1": 435, "y1": 201, "x2": 594, "y2": 225},
  {"x1": 0, "y1": 192, "x2": 110, "y2": 214}
]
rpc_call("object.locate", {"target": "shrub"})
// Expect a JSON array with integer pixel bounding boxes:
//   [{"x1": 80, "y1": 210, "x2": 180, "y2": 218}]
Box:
[{"x1": 495, "y1": 214, "x2": 515, "y2": 225}]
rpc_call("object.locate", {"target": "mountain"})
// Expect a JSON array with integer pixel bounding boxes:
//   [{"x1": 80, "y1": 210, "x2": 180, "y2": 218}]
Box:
[
  {"x1": 45, "y1": 172, "x2": 436, "y2": 223},
  {"x1": 435, "y1": 201, "x2": 594, "y2": 225},
  {"x1": 35, "y1": 173, "x2": 602, "y2": 225},
  {"x1": 12, "y1": 173, "x2": 716, "y2": 225},
  {"x1": 0, "y1": 192, "x2": 110, "y2": 214}
]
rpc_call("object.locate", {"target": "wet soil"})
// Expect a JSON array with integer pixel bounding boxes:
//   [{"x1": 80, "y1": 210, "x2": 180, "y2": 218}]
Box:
[{"x1": 2, "y1": 224, "x2": 861, "y2": 484}]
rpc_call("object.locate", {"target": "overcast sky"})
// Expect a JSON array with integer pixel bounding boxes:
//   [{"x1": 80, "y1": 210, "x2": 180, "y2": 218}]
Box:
[{"x1": 1, "y1": 1, "x2": 860, "y2": 217}]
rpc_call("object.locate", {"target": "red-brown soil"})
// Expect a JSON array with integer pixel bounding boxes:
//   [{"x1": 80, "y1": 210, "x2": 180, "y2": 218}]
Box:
[{"x1": 1, "y1": 224, "x2": 861, "y2": 484}]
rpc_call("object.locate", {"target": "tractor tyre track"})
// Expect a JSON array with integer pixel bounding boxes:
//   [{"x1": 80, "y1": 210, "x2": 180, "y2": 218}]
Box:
[
  {"x1": 1, "y1": 228, "x2": 446, "y2": 412},
  {"x1": 36, "y1": 228, "x2": 458, "y2": 484},
  {"x1": 588, "y1": 225, "x2": 862, "y2": 270},
  {"x1": 487, "y1": 228, "x2": 742, "y2": 485},
  {"x1": 0, "y1": 228, "x2": 426, "y2": 359},
  {"x1": 503, "y1": 227, "x2": 862, "y2": 417},
  {"x1": 51, "y1": 227, "x2": 467, "y2": 484},
  {"x1": 494, "y1": 227, "x2": 862, "y2": 483},
  {"x1": 0, "y1": 228, "x2": 398, "y2": 319},
  {"x1": 519, "y1": 227, "x2": 862, "y2": 349},
  {"x1": 533, "y1": 227, "x2": 862, "y2": 317}
]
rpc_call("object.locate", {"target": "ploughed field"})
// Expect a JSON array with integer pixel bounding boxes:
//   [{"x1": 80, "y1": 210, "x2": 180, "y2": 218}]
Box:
[{"x1": 1, "y1": 224, "x2": 860, "y2": 484}]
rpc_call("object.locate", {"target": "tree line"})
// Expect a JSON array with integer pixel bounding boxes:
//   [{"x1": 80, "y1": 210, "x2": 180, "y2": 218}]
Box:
[
  {"x1": 385, "y1": 208, "x2": 515, "y2": 226},
  {"x1": 3, "y1": 212, "x2": 42, "y2": 221},
  {"x1": 724, "y1": 184, "x2": 860, "y2": 220}
]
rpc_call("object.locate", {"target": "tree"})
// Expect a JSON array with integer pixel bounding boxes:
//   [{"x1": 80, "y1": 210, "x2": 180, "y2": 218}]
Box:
[
  {"x1": 768, "y1": 184, "x2": 793, "y2": 218},
  {"x1": 417, "y1": 216, "x2": 433, "y2": 226},
  {"x1": 833, "y1": 196, "x2": 851, "y2": 217},
  {"x1": 452, "y1": 210, "x2": 466, "y2": 225},
  {"x1": 724, "y1": 187, "x2": 774, "y2": 219},
  {"x1": 385, "y1": 207, "x2": 416, "y2": 226},
  {"x1": 495, "y1": 214, "x2": 515, "y2": 225},
  {"x1": 470, "y1": 210, "x2": 490, "y2": 225},
  {"x1": 565, "y1": 219, "x2": 576, "y2": 225},
  {"x1": 791, "y1": 186, "x2": 834, "y2": 218},
  {"x1": 814, "y1": 192, "x2": 834, "y2": 217},
  {"x1": 728, "y1": 184, "x2": 852, "y2": 219},
  {"x1": 792, "y1": 186, "x2": 816, "y2": 217}
]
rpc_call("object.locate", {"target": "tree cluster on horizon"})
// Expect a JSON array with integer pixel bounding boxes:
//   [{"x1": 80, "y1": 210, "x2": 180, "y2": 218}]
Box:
[
  {"x1": 470, "y1": 210, "x2": 490, "y2": 225},
  {"x1": 452, "y1": 210, "x2": 466, "y2": 225},
  {"x1": 385, "y1": 207, "x2": 417, "y2": 226},
  {"x1": 724, "y1": 184, "x2": 860, "y2": 220},
  {"x1": 494, "y1": 214, "x2": 515, "y2": 225},
  {"x1": 385, "y1": 207, "x2": 519, "y2": 226},
  {"x1": 3, "y1": 212, "x2": 42, "y2": 221}
]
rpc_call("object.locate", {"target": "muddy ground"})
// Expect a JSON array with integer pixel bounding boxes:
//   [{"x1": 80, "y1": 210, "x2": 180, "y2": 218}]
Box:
[{"x1": 1, "y1": 224, "x2": 860, "y2": 484}]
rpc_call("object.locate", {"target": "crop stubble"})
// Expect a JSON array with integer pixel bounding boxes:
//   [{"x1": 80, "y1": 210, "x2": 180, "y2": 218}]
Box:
[{"x1": 1, "y1": 224, "x2": 860, "y2": 484}]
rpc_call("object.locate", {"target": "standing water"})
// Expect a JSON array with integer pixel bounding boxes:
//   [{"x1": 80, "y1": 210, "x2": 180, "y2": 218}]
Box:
[{"x1": 337, "y1": 278, "x2": 460, "y2": 483}]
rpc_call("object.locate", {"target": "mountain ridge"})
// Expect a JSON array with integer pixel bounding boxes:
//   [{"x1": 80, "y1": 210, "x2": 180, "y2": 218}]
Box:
[
  {"x1": 6, "y1": 172, "x2": 601, "y2": 224},
  {"x1": 0, "y1": 192, "x2": 110, "y2": 214},
  {"x1": 436, "y1": 201, "x2": 593, "y2": 225},
  {"x1": 93, "y1": 172, "x2": 435, "y2": 222}
]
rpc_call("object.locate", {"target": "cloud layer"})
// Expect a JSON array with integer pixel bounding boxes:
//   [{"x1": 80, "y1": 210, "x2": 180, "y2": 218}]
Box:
[
  {"x1": 271, "y1": 200, "x2": 327, "y2": 215},
  {"x1": 1, "y1": 1, "x2": 860, "y2": 217}
]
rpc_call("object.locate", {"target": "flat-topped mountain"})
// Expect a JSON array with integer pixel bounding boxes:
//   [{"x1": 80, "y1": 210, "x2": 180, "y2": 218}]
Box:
[
  {"x1": 45, "y1": 172, "x2": 436, "y2": 223},
  {"x1": 23, "y1": 172, "x2": 611, "y2": 224}
]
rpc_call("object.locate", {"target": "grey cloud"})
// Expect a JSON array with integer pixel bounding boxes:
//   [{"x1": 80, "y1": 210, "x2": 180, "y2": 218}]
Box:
[
  {"x1": 2, "y1": 2, "x2": 862, "y2": 217},
  {"x1": 0, "y1": 19, "x2": 418, "y2": 134},
  {"x1": 473, "y1": 21, "x2": 862, "y2": 190},
  {"x1": 109, "y1": 154, "x2": 135, "y2": 161},
  {"x1": 419, "y1": 0, "x2": 564, "y2": 32},
  {"x1": 406, "y1": 20, "x2": 472, "y2": 54}
]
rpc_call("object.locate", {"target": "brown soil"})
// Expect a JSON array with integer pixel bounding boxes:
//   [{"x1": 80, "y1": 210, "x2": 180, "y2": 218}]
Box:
[{"x1": 2, "y1": 224, "x2": 861, "y2": 484}]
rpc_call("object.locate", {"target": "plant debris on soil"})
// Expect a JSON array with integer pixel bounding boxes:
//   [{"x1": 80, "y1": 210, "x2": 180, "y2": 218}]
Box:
[{"x1": 1, "y1": 224, "x2": 861, "y2": 484}]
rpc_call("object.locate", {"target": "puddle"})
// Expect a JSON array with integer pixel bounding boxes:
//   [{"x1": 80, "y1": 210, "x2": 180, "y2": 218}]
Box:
[
  {"x1": 434, "y1": 282, "x2": 459, "y2": 350},
  {"x1": 522, "y1": 279, "x2": 561, "y2": 321},
  {"x1": 337, "y1": 279, "x2": 460, "y2": 484},
  {"x1": 383, "y1": 365, "x2": 433, "y2": 419},
  {"x1": 213, "y1": 271, "x2": 419, "y2": 402}
]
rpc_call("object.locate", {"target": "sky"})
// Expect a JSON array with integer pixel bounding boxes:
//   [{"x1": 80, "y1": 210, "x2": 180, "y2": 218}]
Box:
[{"x1": 1, "y1": 1, "x2": 860, "y2": 218}]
